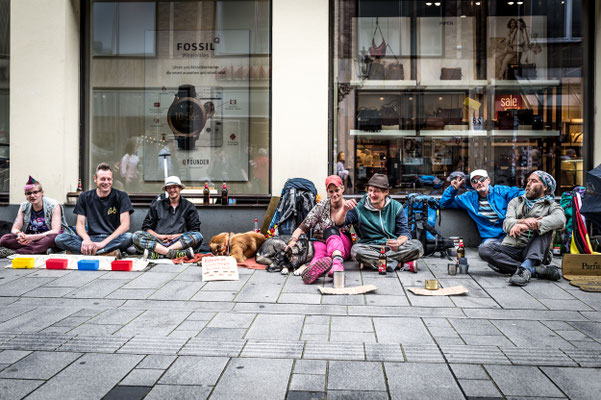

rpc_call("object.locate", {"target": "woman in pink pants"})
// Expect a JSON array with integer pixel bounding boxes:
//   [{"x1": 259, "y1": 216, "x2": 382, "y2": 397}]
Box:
[{"x1": 286, "y1": 175, "x2": 352, "y2": 284}]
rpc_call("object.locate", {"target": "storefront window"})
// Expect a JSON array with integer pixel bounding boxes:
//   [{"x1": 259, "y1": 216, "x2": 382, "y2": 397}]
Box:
[
  {"x1": 89, "y1": 0, "x2": 270, "y2": 194},
  {"x1": 0, "y1": 0, "x2": 8, "y2": 193},
  {"x1": 333, "y1": 0, "x2": 584, "y2": 195}
]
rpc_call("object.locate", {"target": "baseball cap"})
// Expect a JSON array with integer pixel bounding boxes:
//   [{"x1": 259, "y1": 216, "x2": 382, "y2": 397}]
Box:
[
  {"x1": 325, "y1": 175, "x2": 343, "y2": 188},
  {"x1": 469, "y1": 169, "x2": 489, "y2": 181}
]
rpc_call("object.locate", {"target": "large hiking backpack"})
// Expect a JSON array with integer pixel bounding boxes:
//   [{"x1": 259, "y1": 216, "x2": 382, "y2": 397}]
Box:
[
  {"x1": 269, "y1": 178, "x2": 318, "y2": 235},
  {"x1": 404, "y1": 194, "x2": 454, "y2": 258}
]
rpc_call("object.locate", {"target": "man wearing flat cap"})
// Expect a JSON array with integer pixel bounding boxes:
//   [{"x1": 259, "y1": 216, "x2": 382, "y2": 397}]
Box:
[
  {"x1": 479, "y1": 171, "x2": 565, "y2": 286},
  {"x1": 132, "y1": 176, "x2": 202, "y2": 260},
  {"x1": 334, "y1": 173, "x2": 423, "y2": 272},
  {"x1": 441, "y1": 169, "x2": 523, "y2": 243}
]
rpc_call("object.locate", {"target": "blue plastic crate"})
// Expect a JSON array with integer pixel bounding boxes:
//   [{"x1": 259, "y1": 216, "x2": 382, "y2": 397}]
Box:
[{"x1": 78, "y1": 259, "x2": 99, "y2": 271}]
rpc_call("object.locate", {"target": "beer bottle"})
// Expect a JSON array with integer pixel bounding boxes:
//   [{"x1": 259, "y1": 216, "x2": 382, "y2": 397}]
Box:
[
  {"x1": 203, "y1": 182, "x2": 210, "y2": 205},
  {"x1": 221, "y1": 183, "x2": 229, "y2": 205},
  {"x1": 254, "y1": 218, "x2": 260, "y2": 233},
  {"x1": 378, "y1": 246, "x2": 387, "y2": 275},
  {"x1": 553, "y1": 231, "x2": 562, "y2": 255},
  {"x1": 457, "y1": 241, "x2": 465, "y2": 261},
  {"x1": 77, "y1": 178, "x2": 83, "y2": 192}
]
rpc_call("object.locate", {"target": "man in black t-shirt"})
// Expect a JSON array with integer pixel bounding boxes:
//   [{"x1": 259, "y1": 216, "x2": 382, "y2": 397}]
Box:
[{"x1": 55, "y1": 163, "x2": 134, "y2": 256}]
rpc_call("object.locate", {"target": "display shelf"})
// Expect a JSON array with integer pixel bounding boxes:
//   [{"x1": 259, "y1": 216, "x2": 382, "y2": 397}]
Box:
[
  {"x1": 349, "y1": 80, "x2": 418, "y2": 89},
  {"x1": 489, "y1": 79, "x2": 561, "y2": 87},
  {"x1": 350, "y1": 129, "x2": 416, "y2": 137},
  {"x1": 491, "y1": 130, "x2": 560, "y2": 137},
  {"x1": 492, "y1": 142, "x2": 537, "y2": 147},
  {"x1": 420, "y1": 130, "x2": 487, "y2": 137},
  {"x1": 418, "y1": 80, "x2": 488, "y2": 89}
]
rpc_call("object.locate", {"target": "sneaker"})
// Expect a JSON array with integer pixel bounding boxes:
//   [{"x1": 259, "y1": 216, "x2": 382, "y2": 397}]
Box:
[
  {"x1": 508, "y1": 267, "x2": 532, "y2": 286},
  {"x1": 0, "y1": 247, "x2": 15, "y2": 258},
  {"x1": 104, "y1": 249, "x2": 122, "y2": 259},
  {"x1": 125, "y1": 245, "x2": 139, "y2": 255},
  {"x1": 167, "y1": 248, "x2": 194, "y2": 260},
  {"x1": 302, "y1": 257, "x2": 332, "y2": 284},
  {"x1": 143, "y1": 249, "x2": 161, "y2": 261},
  {"x1": 534, "y1": 265, "x2": 562, "y2": 281},
  {"x1": 400, "y1": 260, "x2": 417, "y2": 273},
  {"x1": 543, "y1": 250, "x2": 553, "y2": 265}
]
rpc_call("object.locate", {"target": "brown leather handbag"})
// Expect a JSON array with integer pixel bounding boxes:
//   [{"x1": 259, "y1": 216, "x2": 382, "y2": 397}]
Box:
[
  {"x1": 385, "y1": 63, "x2": 404, "y2": 80},
  {"x1": 440, "y1": 67, "x2": 462, "y2": 80}
]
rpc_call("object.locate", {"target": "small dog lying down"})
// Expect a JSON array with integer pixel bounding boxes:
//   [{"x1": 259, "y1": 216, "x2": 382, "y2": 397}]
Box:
[
  {"x1": 209, "y1": 231, "x2": 267, "y2": 264},
  {"x1": 256, "y1": 235, "x2": 315, "y2": 275}
]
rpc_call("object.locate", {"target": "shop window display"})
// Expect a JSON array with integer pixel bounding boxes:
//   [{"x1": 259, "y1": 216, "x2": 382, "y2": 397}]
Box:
[
  {"x1": 0, "y1": 0, "x2": 8, "y2": 193},
  {"x1": 334, "y1": 0, "x2": 584, "y2": 195}
]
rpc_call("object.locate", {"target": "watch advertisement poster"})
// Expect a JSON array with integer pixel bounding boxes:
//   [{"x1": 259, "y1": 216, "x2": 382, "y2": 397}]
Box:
[{"x1": 143, "y1": 30, "x2": 250, "y2": 182}]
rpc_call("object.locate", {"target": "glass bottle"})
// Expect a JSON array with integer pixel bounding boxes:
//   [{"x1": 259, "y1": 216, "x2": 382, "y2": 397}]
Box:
[
  {"x1": 221, "y1": 183, "x2": 229, "y2": 205},
  {"x1": 378, "y1": 246, "x2": 387, "y2": 275},
  {"x1": 203, "y1": 182, "x2": 210, "y2": 205}
]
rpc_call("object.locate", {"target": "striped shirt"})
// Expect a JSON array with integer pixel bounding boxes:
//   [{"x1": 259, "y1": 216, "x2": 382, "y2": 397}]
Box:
[{"x1": 478, "y1": 198, "x2": 499, "y2": 224}]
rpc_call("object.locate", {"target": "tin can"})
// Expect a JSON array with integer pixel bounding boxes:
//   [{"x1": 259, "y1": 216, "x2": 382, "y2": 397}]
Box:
[
  {"x1": 425, "y1": 280, "x2": 439, "y2": 290},
  {"x1": 333, "y1": 271, "x2": 345, "y2": 288},
  {"x1": 448, "y1": 263, "x2": 458, "y2": 275},
  {"x1": 459, "y1": 263, "x2": 469, "y2": 274}
]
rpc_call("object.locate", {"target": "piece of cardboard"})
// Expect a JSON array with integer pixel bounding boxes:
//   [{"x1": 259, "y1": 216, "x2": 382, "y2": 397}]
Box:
[
  {"x1": 562, "y1": 254, "x2": 601, "y2": 280},
  {"x1": 319, "y1": 285, "x2": 377, "y2": 295},
  {"x1": 407, "y1": 285, "x2": 468, "y2": 296},
  {"x1": 202, "y1": 256, "x2": 239, "y2": 281}
]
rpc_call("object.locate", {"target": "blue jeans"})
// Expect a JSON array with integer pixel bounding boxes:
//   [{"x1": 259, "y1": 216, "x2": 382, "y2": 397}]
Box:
[{"x1": 55, "y1": 232, "x2": 133, "y2": 254}]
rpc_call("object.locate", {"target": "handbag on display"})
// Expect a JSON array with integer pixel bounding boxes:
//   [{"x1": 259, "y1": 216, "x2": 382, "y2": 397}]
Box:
[
  {"x1": 507, "y1": 64, "x2": 537, "y2": 80},
  {"x1": 425, "y1": 117, "x2": 445, "y2": 129},
  {"x1": 379, "y1": 104, "x2": 400, "y2": 126},
  {"x1": 368, "y1": 62, "x2": 386, "y2": 80},
  {"x1": 357, "y1": 107, "x2": 382, "y2": 132},
  {"x1": 440, "y1": 67, "x2": 462, "y2": 80},
  {"x1": 368, "y1": 18, "x2": 387, "y2": 57},
  {"x1": 385, "y1": 62, "x2": 404, "y2": 80}
]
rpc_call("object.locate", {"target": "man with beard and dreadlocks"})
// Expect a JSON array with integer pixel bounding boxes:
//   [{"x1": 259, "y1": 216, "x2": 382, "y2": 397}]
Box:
[{"x1": 479, "y1": 171, "x2": 565, "y2": 286}]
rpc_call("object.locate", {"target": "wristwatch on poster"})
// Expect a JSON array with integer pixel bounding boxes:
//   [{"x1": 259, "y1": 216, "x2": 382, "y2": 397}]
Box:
[{"x1": 167, "y1": 84, "x2": 207, "y2": 150}]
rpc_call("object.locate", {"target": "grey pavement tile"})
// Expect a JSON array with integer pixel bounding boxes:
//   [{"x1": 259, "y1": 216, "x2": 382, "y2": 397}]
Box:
[
  {"x1": 461, "y1": 335, "x2": 516, "y2": 347},
  {"x1": 0, "y1": 304, "x2": 39, "y2": 323},
  {"x1": 542, "y1": 366, "x2": 601, "y2": 400},
  {"x1": 561, "y1": 349, "x2": 601, "y2": 367},
  {"x1": 245, "y1": 314, "x2": 304, "y2": 340},
  {"x1": 486, "y1": 287, "x2": 547, "y2": 309},
  {"x1": 190, "y1": 290, "x2": 237, "y2": 302},
  {"x1": 186, "y1": 311, "x2": 216, "y2": 321},
  {"x1": 385, "y1": 362, "x2": 464, "y2": 399},
  {"x1": 158, "y1": 355, "x2": 229, "y2": 386},
  {"x1": 304, "y1": 342, "x2": 364, "y2": 361},
  {"x1": 464, "y1": 308, "x2": 586, "y2": 322},
  {"x1": 569, "y1": 341, "x2": 601, "y2": 350},
  {"x1": 137, "y1": 355, "x2": 176, "y2": 369},
  {"x1": 0, "y1": 307, "x2": 81, "y2": 333},
  {"x1": 302, "y1": 324, "x2": 329, "y2": 336},
  {"x1": 433, "y1": 337, "x2": 466, "y2": 346},
  {"x1": 105, "y1": 288, "x2": 155, "y2": 299},
  {"x1": 87, "y1": 309, "x2": 144, "y2": 325},
  {"x1": 65, "y1": 307, "x2": 106, "y2": 318},
  {"x1": 373, "y1": 317, "x2": 435, "y2": 344},
  {"x1": 179, "y1": 338, "x2": 244, "y2": 357},
  {"x1": 365, "y1": 343, "x2": 404, "y2": 362},
  {"x1": 120, "y1": 299, "x2": 232, "y2": 313},
  {"x1": 459, "y1": 379, "x2": 503, "y2": 399},
  {"x1": 102, "y1": 385, "x2": 152, "y2": 400},
  {"x1": 441, "y1": 345, "x2": 510, "y2": 365},
  {"x1": 326, "y1": 390, "x2": 388, "y2": 400},
  {"x1": 120, "y1": 368, "x2": 164, "y2": 386},
  {"x1": 301, "y1": 334, "x2": 329, "y2": 342},
  {"x1": 428, "y1": 326, "x2": 460, "y2": 338},
  {"x1": 0, "y1": 351, "x2": 81, "y2": 379},
  {"x1": 406, "y1": 293, "x2": 456, "y2": 308},
  {"x1": 321, "y1": 295, "x2": 365, "y2": 306},
  {"x1": 241, "y1": 340, "x2": 304, "y2": 358},
  {"x1": 330, "y1": 331, "x2": 377, "y2": 343},
  {"x1": 523, "y1": 282, "x2": 578, "y2": 300},
  {"x1": 59, "y1": 335, "x2": 129, "y2": 353},
  {"x1": 146, "y1": 264, "x2": 190, "y2": 273},
  {"x1": 24, "y1": 353, "x2": 143, "y2": 400},
  {"x1": 44, "y1": 271, "x2": 106, "y2": 288},
  {"x1": 196, "y1": 327, "x2": 247, "y2": 340},
  {"x1": 118, "y1": 336, "x2": 188, "y2": 355},
  {"x1": 200, "y1": 275, "x2": 250, "y2": 291},
  {"x1": 278, "y1": 293, "x2": 322, "y2": 305},
  {"x1": 331, "y1": 316, "x2": 373, "y2": 333},
  {"x1": 98, "y1": 271, "x2": 142, "y2": 280},
  {"x1": 63, "y1": 279, "x2": 128, "y2": 299},
  {"x1": 541, "y1": 320, "x2": 577, "y2": 331},
  {"x1": 327, "y1": 361, "x2": 386, "y2": 391},
  {"x1": 66, "y1": 323, "x2": 122, "y2": 337},
  {"x1": 438, "y1": 278, "x2": 491, "y2": 298},
  {"x1": 149, "y1": 281, "x2": 204, "y2": 301},
  {"x1": 1, "y1": 332, "x2": 72, "y2": 351},
  {"x1": 305, "y1": 315, "x2": 330, "y2": 325},
  {"x1": 123, "y1": 272, "x2": 178, "y2": 289},
  {"x1": 25, "y1": 269, "x2": 73, "y2": 279},
  {"x1": 500, "y1": 347, "x2": 576, "y2": 366},
  {"x1": 22, "y1": 286, "x2": 76, "y2": 298},
  {"x1": 0, "y1": 277, "x2": 58, "y2": 296},
  {"x1": 144, "y1": 384, "x2": 211, "y2": 400},
  {"x1": 235, "y1": 282, "x2": 284, "y2": 303},
  {"x1": 233, "y1": 302, "x2": 347, "y2": 316},
  {"x1": 539, "y1": 298, "x2": 594, "y2": 311},
  {"x1": 450, "y1": 363, "x2": 489, "y2": 380},
  {"x1": 569, "y1": 321, "x2": 601, "y2": 340},
  {"x1": 207, "y1": 312, "x2": 255, "y2": 329},
  {"x1": 449, "y1": 318, "x2": 502, "y2": 336},
  {"x1": 451, "y1": 296, "x2": 502, "y2": 309},
  {"x1": 209, "y1": 358, "x2": 293, "y2": 400},
  {"x1": 0, "y1": 378, "x2": 43, "y2": 400},
  {"x1": 0, "y1": 350, "x2": 31, "y2": 364},
  {"x1": 556, "y1": 330, "x2": 590, "y2": 341},
  {"x1": 402, "y1": 344, "x2": 445, "y2": 363},
  {"x1": 348, "y1": 305, "x2": 465, "y2": 318},
  {"x1": 293, "y1": 359, "x2": 327, "y2": 375},
  {"x1": 485, "y1": 365, "x2": 564, "y2": 397},
  {"x1": 52, "y1": 316, "x2": 92, "y2": 327},
  {"x1": 114, "y1": 310, "x2": 191, "y2": 336},
  {"x1": 289, "y1": 373, "x2": 326, "y2": 391},
  {"x1": 175, "y1": 320, "x2": 208, "y2": 331},
  {"x1": 492, "y1": 320, "x2": 574, "y2": 348},
  {"x1": 13, "y1": 297, "x2": 124, "y2": 310},
  {"x1": 365, "y1": 294, "x2": 410, "y2": 307}
]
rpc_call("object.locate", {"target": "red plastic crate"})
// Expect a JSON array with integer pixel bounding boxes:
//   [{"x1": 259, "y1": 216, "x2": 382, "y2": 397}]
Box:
[
  {"x1": 46, "y1": 258, "x2": 68, "y2": 270},
  {"x1": 111, "y1": 259, "x2": 133, "y2": 271}
]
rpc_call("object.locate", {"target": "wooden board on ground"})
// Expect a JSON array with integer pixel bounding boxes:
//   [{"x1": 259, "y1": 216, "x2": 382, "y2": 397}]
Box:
[
  {"x1": 562, "y1": 254, "x2": 601, "y2": 292},
  {"x1": 407, "y1": 285, "x2": 468, "y2": 296},
  {"x1": 261, "y1": 196, "x2": 280, "y2": 234},
  {"x1": 319, "y1": 285, "x2": 377, "y2": 295},
  {"x1": 7, "y1": 254, "x2": 149, "y2": 271},
  {"x1": 202, "y1": 256, "x2": 239, "y2": 281}
]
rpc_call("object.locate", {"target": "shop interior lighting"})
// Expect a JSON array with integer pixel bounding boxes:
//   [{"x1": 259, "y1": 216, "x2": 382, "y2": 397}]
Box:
[
  {"x1": 380, "y1": 97, "x2": 385, "y2": 101},
  {"x1": 426, "y1": 2, "x2": 432, "y2": 5},
  {"x1": 517, "y1": 1, "x2": 524, "y2": 4},
  {"x1": 434, "y1": 2, "x2": 441, "y2": 5},
  {"x1": 508, "y1": 1, "x2": 514, "y2": 4},
  {"x1": 475, "y1": 1, "x2": 481, "y2": 5}
]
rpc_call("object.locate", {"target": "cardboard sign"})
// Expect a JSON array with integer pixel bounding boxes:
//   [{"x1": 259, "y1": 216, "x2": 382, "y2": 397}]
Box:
[
  {"x1": 319, "y1": 285, "x2": 377, "y2": 295},
  {"x1": 562, "y1": 255, "x2": 601, "y2": 291},
  {"x1": 202, "y1": 256, "x2": 239, "y2": 282},
  {"x1": 407, "y1": 285, "x2": 468, "y2": 296}
]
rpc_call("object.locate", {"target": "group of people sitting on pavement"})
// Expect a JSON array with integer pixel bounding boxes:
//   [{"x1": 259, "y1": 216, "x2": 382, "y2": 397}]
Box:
[{"x1": 0, "y1": 161, "x2": 566, "y2": 288}]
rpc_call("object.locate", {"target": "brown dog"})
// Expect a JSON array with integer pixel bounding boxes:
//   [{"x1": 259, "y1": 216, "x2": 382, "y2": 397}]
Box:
[{"x1": 209, "y1": 231, "x2": 266, "y2": 264}]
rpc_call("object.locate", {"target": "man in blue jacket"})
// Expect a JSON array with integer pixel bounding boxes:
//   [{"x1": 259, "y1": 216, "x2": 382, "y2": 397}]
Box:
[
  {"x1": 335, "y1": 174, "x2": 423, "y2": 272},
  {"x1": 440, "y1": 169, "x2": 523, "y2": 244}
]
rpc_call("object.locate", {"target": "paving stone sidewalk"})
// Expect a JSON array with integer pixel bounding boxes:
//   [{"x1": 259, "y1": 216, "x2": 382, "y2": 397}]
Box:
[{"x1": 0, "y1": 249, "x2": 600, "y2": 399}]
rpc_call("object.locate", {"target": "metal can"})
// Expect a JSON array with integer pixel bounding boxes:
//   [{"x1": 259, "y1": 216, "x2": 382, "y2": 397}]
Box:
[
  {"x1": 448, "y1": 263, "x2": 458, "y2": 275},
  {"x1": 425, "y1": 280, "x2": 439, "y2": 290},
  {"x1": 333, "y1": 271, "x2": 345, "y2": 288}
]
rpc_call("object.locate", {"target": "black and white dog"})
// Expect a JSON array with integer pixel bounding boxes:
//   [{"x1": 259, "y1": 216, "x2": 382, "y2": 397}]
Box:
[{"x1": 256, "y1": 235, "x2": 314, "y2": 275}]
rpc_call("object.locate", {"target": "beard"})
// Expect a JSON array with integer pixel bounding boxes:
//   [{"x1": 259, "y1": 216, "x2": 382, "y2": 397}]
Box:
[{"x1": 526, "y1": 186, "x2": 544, "y2": 200}]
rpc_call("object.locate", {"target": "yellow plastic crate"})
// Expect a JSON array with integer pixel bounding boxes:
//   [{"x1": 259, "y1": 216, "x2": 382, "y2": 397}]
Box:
[{"x1": 12, "y1": 257, "x2": 35, "y2": 269}]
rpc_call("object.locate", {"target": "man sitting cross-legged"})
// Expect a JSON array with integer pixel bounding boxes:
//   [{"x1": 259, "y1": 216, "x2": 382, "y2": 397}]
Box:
[
  {"x1": 479, "y1": 171, "x2": 565, "y2": 286},
  {"x1": 132, "y1": 176, "x2": 202, "y2": 260}
]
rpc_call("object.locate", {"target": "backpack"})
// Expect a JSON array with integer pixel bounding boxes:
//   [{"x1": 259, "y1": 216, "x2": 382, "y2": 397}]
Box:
[
  {"x1": 404, "y1": 194, "x2": 453, "y2": 258},
  {"x1": 269, "y1": 178, "x2": 318, "y2": 236}
]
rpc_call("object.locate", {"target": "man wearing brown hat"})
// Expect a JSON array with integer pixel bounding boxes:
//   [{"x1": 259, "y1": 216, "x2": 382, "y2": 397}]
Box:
[
  {"x1": 334, "y1": 173, "x2": 423, "y2": 272},
  {"x1": 132, "y1": 176, "x2": 202, "y2": 260}
]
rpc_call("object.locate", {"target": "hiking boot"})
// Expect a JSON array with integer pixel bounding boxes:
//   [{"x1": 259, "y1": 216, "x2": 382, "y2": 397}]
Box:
[
  {"x1": 508, "y1": 267, "x2": 532, "y2": 286},
  {"x1": 167, "y1": 248, "x2": 194, "y2": 260},
  {"x1": 302, "y1": 257, "x2": 332, "y2": 284},
  {"x1": 104, "y1": 249, "x2": 122, "y2": 259},
  {"x1": 400, "y1": 260, "x2": 417, "y2": 273},
  {"x1": 534, "y1": 265, "x2": 562, "y2": 281},
  {"x1": 143, "y1": 249, "x2": 161, "y2": 261},
  {"x1": 543, "y1": 250, "x2": 553, "y2": 265},
  {"x1": 0, "y1": 247, "x2": 15, "y2": 258}
]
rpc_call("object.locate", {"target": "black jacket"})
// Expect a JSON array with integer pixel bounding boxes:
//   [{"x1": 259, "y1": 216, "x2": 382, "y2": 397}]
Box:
[{"x1": 142, "y1": 195, "x2": 200, "y2": 234}]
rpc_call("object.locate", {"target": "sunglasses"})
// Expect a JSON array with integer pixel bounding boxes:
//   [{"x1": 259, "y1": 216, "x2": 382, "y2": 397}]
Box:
[
  {"x1": 470, "y1": 177, "x2": 487, "y2": 185},
  {"x1": 25, "y1": 190, "x2": 41, "y2": 196}
]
